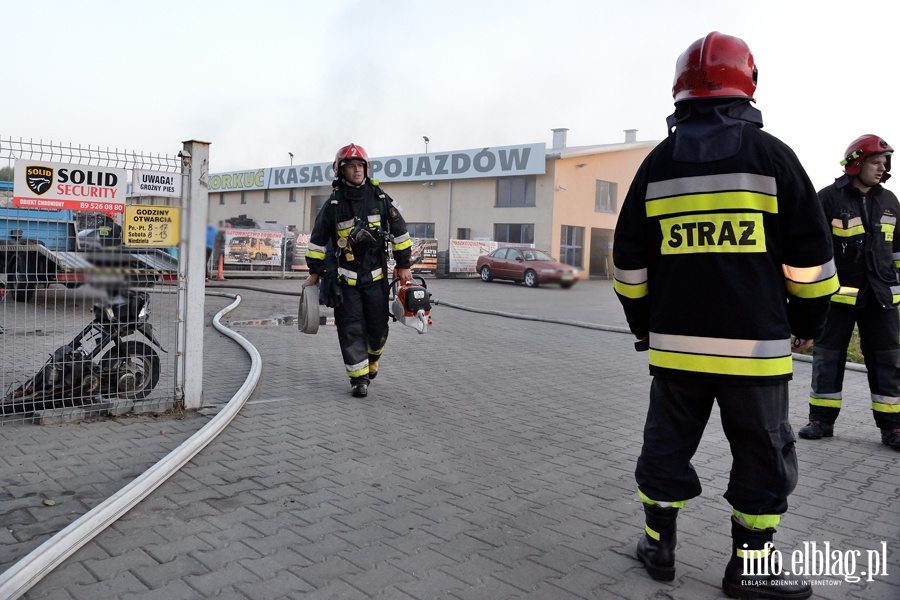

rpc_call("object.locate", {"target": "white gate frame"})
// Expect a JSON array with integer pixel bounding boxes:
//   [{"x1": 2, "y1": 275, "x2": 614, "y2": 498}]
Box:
[
  {"x1": 176, "y1": 140, "x2": 210, "y2": 410},
  {"x1": 1, "y1": 135, "x2": 207, "y2": 419}
]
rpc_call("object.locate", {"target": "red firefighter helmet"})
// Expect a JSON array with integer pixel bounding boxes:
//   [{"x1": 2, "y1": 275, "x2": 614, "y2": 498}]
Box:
[
  {"x1": 672, "y1": 31, "x2": 758, "y2": 102},
  {"x1": 333, "y1": 143, "x2": 370, "y2": 178},
  {"x1": 841, "y1": 135, "x2": 893, "y2": 180}
]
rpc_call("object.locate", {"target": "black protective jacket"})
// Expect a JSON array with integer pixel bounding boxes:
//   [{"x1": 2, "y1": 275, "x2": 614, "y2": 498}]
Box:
[
  {"x1": 305, "y1": 179, "x2": 412, "y2": 287},
  {"x1": 613, "y1": 100, "x2": 839, "y2": 383},
  {"x1": 818, "y1": 176, "x2": 900, "y2": 309}
]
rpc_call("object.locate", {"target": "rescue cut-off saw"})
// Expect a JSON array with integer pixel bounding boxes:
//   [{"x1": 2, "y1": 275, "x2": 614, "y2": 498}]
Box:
[{"x1": 389, "y1": 275, "x2": 433, "y2": 334}]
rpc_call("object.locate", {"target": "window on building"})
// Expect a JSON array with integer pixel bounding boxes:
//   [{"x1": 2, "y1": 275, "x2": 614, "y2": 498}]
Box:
[
  {"x1": 457, "y1": 228, "x2": 471, "y2": 240},
  {"x1": 240, "y1": 191, "x2": 247, "y2": 205},
  {"x1": 219, "y1": 192, "x2": 225, "y2": 206},
  {"x1": 595, "y1": 180, "x2": 618, "y2": 213},
  {"x1": 312, "y1": 195, "x2": 329, "y2": 217},
  {"x1": 494, "y1": 223, "x2": 534, "y2": 244},
  {"x1": 497, "y1": 176, "x2": 536, "y2": 207},
  {"x1": 289, "y1": 189, "x2": 297, "y2": 203},
  {"x1": 406, "y1": 222, "x2": 435, "y2": 238},
  {"x1": 560, "y1": 224, "x2": 584, "y2": 268},
  {"x1": 264, "y1": 189, "x2": 270, "y2": 204}
]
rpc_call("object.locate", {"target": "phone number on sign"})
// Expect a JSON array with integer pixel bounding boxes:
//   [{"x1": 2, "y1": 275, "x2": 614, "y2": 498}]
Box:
[{"x1": 79, "y1": 202, "x2": 123, "y2": 211}]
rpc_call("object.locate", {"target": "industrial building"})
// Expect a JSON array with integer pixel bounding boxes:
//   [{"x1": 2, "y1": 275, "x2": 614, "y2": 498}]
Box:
[{"x1": 207, "y1": 129, "x2": 659, "y2": 277}]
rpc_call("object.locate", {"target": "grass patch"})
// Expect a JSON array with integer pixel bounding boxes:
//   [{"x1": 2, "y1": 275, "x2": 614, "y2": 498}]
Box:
[{"x1": 801, "y1": 326, "x2": 863, "y2": 364}]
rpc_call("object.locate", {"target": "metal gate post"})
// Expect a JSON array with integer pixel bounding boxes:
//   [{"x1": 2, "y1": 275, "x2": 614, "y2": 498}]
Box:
[{"x1": 177, "y1": 140, "x2": 211, "y2": 410}]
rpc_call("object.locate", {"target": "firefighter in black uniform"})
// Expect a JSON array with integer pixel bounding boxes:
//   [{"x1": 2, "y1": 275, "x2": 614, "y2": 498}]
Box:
[
  {"x1": 800, "y1": 135, "x2": 900, "y2": 449},
  {"x1": 302, "y1": 144, "x2": 413, "y2": 398},
  {"x1": 98, "y1": 212, "x2": 122, "y2": 247},
  {"x1": 613, "y1": 32, "x2": 838, "y2": 599}
]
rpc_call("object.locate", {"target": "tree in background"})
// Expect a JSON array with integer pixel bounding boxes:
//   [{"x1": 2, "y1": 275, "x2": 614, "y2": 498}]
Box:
[{"x1": 0, "y1": 166, "x2": 13, "y2": 207}]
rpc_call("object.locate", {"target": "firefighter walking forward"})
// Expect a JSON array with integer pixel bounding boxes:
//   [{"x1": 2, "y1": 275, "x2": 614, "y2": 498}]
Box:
[
  {"x1": 613, "y1": 32, "x2": 839, "y2": 600},
  {"x1": 302, "y1": 143, "x2": 413, "y2": 398}
]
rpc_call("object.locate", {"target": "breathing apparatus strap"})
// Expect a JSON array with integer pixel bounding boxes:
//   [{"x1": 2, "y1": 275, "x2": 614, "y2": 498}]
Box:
[{"x1": 330, "y1": 183, "x2": 391, "y2": 282}]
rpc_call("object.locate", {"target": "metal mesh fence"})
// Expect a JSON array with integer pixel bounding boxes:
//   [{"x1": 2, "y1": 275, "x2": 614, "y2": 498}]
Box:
[{"x1": 1, "y1": 137, "x2": 182, "y2": 425}]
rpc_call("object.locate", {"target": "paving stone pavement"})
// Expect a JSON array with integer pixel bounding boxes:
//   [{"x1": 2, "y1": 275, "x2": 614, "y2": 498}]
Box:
[{"x1": 1, "y1": 278, "x2": 898, "y2": 599}]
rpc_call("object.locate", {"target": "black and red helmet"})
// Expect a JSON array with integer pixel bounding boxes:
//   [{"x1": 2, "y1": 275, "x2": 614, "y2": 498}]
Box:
[
  {"x1": 673, "y1": 31, "x2": 758, "y2": 102},
  {"x1": 841, "y1": 135, "x2": 892, "y2": 181},
  {"x1": 333, "y1": 143, "x2": 369, "y2": 178}
]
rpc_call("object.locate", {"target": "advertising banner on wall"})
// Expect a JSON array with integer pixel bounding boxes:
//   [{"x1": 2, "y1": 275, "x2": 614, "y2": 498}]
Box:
[
  {"x1": 207, "y1": 143, "x2": 547, "y2": 192},
  {"x1": 387, "y1": 238, "x2": 439, "y2": 275},
  {"x1": 291, "y1": 232, "x2": 311, "y2": 271},
  {"x1": 224, "y1": 229, "x2": 283, "y2": 266},
  {"x1": 449, "y1": 239, "x2": 497, "y2": 273},
  {"x1": 411, "y1": 238, "x2": 438, "y2": 272},
  {"x1": 13, "y1": 160, "x2": 127, "y2": 212}
]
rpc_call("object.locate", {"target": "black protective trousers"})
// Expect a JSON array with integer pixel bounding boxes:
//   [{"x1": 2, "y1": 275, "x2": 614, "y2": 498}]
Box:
[
  {"x1": 333, "y1": 280, "x2": 390, "y2": 385},
  {"x1": 809, "y1": 300, "x2": 900, "y2": 429},
  {"x1": 636, "y1": 377, "x2": 798, "y2": 516}
]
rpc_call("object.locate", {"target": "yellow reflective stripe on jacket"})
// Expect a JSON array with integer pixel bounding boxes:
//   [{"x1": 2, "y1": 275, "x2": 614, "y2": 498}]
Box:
[
  {"x1": 613, "y1": 267, "x2": 649, "y2": 299},
  {"x1": 649, "y1": 333, "x2": 792, "y2": 377},
  {"x1": 646, "y1": 191, "x2": 777, "y2": 218},
  {"x1": 337, "y1": 267, "x2": 384, "y2": 287},
  {"x1": 831, "y1": 286, "x2": 859, "y2": 305},
  {"x1": 831, "y1": 216, "x2": 865, "y2": 237},
  {"x1": 306, "y1": 241, "x2": 327, "y2": 261},
  {"x1": 882, "y1": 222, "x2": 895, "y2": 242},
  {"x1": 893, "y1": 252, "x2": 900, "y2": 268},
  {"x1": 337, "y1": 218, "x2": 354, "y2": 237},
  {"x1": 392, "y1": 232, "x2": 412, "y2": 252},
  {"x1": 614, "y1": 279, "x2": 648, "y2": 299},
  {"x1": 782, "y1": 259, "x2": 839, "y2": 299}
]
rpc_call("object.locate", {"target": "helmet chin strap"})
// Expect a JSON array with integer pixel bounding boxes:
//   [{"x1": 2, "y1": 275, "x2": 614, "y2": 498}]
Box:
[{"x1": 343, "y1": 176, "x2": 366, "y2": 188}]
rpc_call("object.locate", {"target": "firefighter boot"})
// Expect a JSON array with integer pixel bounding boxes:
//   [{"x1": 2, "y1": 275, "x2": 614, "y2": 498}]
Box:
[
  {"x1": 636, "y1": 503, "x2": 678, "y2": 581},
  {"x1": 351, "y1": 377, "x2": 369, "y2": 398},
  {"x1": 881, "y1": 427, "x2": 900, "y2": 450},
  {"x1": 798, "y1": 420, "x2": 833, "y2": 439},
  {"x1": 722, "y1": 517, "x2": 811, "y2": 599}
]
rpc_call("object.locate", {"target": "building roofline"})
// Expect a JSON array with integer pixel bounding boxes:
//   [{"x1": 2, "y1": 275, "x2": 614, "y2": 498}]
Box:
[{"x1": 546, "y1": 140, "x2": 660, "y2": 160}]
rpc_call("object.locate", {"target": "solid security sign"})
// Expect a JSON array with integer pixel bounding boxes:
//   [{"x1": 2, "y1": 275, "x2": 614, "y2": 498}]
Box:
[{"x1": 13, "y1": 159, "x2": 126, "y2": 212}]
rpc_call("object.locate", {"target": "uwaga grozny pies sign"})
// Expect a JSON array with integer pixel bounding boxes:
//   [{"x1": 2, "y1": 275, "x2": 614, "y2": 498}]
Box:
[{"x1": 14, "y1": 160, "x2": 127, "y2": 212}]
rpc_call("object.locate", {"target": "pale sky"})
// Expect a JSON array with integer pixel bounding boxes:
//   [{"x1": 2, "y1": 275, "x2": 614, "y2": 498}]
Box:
[{"x1": 3, "y1": 0, "x2": 897, "y2": 191}]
